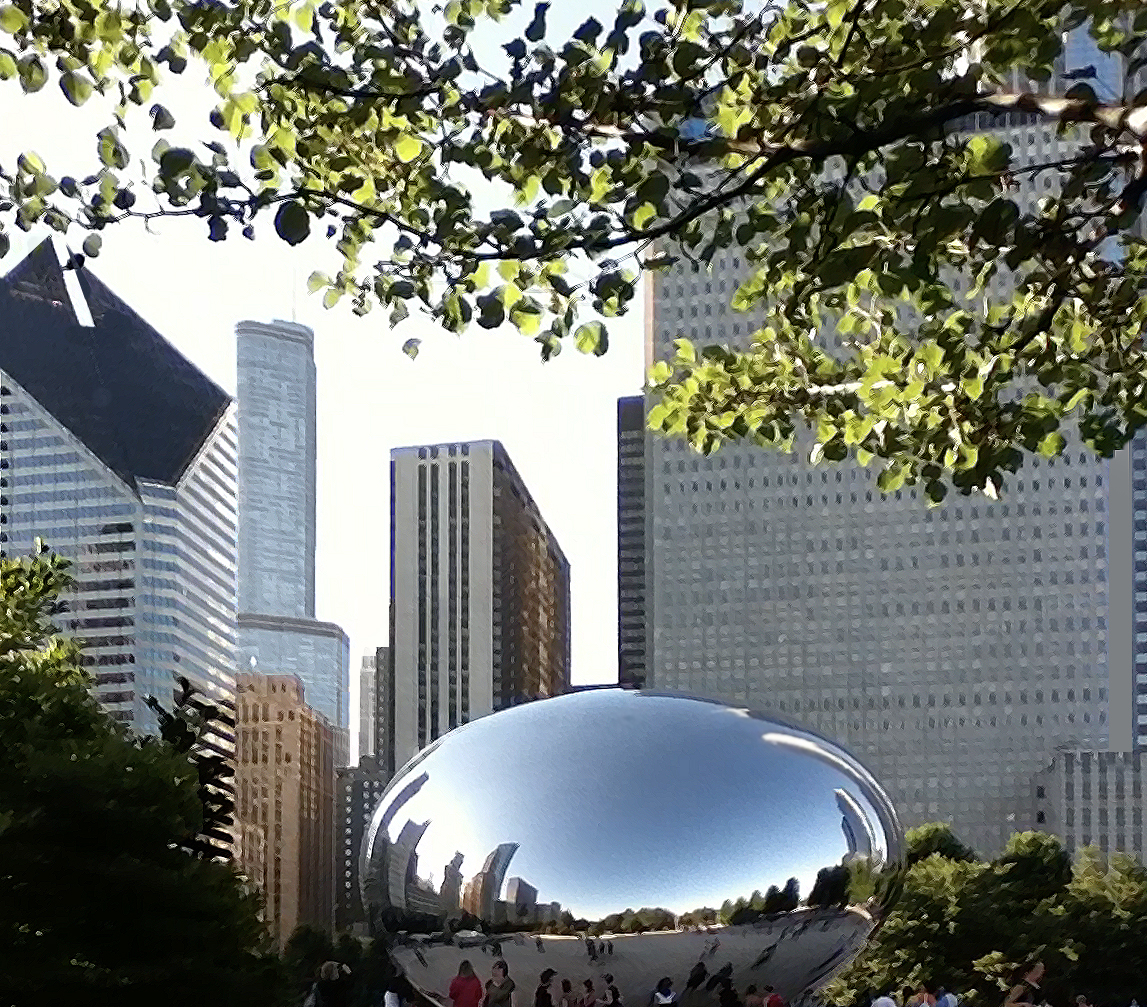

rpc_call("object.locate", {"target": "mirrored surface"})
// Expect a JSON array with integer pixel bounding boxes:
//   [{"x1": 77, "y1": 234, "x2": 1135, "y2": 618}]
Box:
[{"x1": 362, "y1": 690, "x2": 904, "y2": 1005}]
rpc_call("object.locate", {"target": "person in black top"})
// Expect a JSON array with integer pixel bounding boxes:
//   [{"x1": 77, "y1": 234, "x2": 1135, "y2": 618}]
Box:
[
  {"x1": 1004, "y1": 962, "x2": 1044, "y2": 1007},
  {"x1": 603, "y1": 974, "x2": 622, "y2": 1007},
  {"x1": 685, "y1": 962, "x2": 708, "y2": 993},
  {"x1": 536, "y1": 969, "x2": 558, "y2": 1007}
]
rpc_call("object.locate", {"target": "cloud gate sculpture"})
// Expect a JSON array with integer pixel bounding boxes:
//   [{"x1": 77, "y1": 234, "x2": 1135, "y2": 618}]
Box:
[{"x1": 362, "y1": 689, "x2": 904, "y2": 1007}]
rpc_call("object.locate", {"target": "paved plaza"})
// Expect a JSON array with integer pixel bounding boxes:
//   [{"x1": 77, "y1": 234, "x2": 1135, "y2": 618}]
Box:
[{"x1": 395, "y1": 911, "x2": 872, "y2": 1007}]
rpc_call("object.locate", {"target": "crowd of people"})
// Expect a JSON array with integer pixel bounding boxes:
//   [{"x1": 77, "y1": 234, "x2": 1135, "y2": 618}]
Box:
[{"x1": 866, "y1": 958, "x2": 1098, "y2": 1007}]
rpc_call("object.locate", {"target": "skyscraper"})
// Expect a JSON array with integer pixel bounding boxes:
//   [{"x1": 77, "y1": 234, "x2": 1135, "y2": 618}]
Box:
[
  {"x1": 617, "y1": 396, "x2": 648, "y2": 688},
  {"x1": 360, "y1": 651, "x2": 377, "y2": 760},
  {"x1": 336, "y1": 754, "x2": 392, "y2": 933},
  {"x1": 641, "y1": 109, "x2": 1139, "y2": 854},
  {"x1": 235, "y1": 672, "x2": 336, "y2": 946},
  {"x1": 236, "y1": 320, "x2": 350, "y2": 765},
  {"x1": 388, "y1": 441, "x2": 571, "y2": 771},
  {"x1": 0, "y1": 240, "x2": 238, "y2": 754}
]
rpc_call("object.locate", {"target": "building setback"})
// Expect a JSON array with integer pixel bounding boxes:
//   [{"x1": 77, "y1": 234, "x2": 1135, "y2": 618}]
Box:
[
  {"x1": 0, "y1": 240, "x2": 238, "y2": 755},
  {"x1": 387, "y1": 441, "x2": 571, "y2": 771},
  {"x1": 235, "y1": 672, "x2": 335, "y2": 946},
  {"x1": 617, "y1": 395, "x2": 648, "y2": 688},
  {"x1": 359, "y1": 651, "x2": 377, "y2": 761},
  {"x1": 235, "y1": 319, "x2": 350, "y2": 766}
]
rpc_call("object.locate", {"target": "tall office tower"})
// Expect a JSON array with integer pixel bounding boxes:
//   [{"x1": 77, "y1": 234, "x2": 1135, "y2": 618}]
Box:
[
  {"x1": 617, "y1": 395, "x2": 648, "y2": 688},
  {"x1": 236, "y1": 319, "x2": 351, "y2": 766},
  {"x1": 643, "y1": 107, "x2": 1139, "y2": 854},
  {"x1": 388, "y1": 441, "x2": 571, "y2": 770},
  {"x1": 359, "y1": 651, "x2": 377, "y2": 760},
  {"x1": 0, "y1": 240, "x2": 238, "y2": 754},
  {"x1": 335, "y1": 754, "x2": 392, "y2": 933},
  {"x1": 373, "y1": 642, "x2": 398, "y2": 776},
  {"x1": 235, "y1": 672, "x2": 335, "y2": 946}
]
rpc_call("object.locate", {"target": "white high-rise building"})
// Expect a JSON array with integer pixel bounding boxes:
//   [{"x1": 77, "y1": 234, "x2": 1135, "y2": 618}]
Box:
[
  {"x1": 641, "y1": 56, "x2": 1147, "y2": 852},
  {"x1": 359, "y1": 650, "x2": 383, "y2": 760},
  {"x1": 236, "y1": 319, "x2": 350, "y2": 765},
  {"x1": 387, "y1": 441, "x2": 571, "y2": 772},
  {"x1": 0, "y1": 240, "x2": 238, "y2": 757}
]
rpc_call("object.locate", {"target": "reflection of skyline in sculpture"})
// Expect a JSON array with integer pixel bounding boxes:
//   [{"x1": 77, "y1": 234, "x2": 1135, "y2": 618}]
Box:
[
  {"x1": 461, "y1": 842, "x2": 519, "y2": 920},
  {"x1": 360, "y1": 691, "x2": 904, "y2": 926},
  {"x1": 360, "y1": 770, "x2": 429, "y2": 920},
  {"x1": 835, "y1": 789, "x2": 875, "y2": 860}
]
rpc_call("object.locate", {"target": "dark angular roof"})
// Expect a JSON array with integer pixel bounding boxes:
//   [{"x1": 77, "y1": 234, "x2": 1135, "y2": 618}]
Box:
[{"x1": 0, "y1": 240, "x2": 230, "y2": 492}]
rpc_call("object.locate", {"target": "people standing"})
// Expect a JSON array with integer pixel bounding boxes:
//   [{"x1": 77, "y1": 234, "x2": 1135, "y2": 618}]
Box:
[
  {"x1": 870, "y1": 990, "x2": 897, "y2": 1007},
  {"x1": 1004, "y1": 962, "x2": 1045, "y2": 1007},
  {"x1": 745, "y1": 987, "x2": 765, "y2": 1007},
  {"x1": 603, "y1": 974, "x2": 623, "y2": 1007},
  {"x1": 685, "y1": 962, "x2": 708, "y2": 994},
  {"x1": 485, "y1": 960, "x2": 517, "y2": 1007},
  {"x1": 535, "y1": 969, "x2": 558, "y2": 1007},
  {"x1": 451, "y1": 961, "x2": 484, "y2": 1007},
  {"x1": 313, "y1": 961, "x2": 351, "y2": 1007},
  {"x1": 765, "y1": 985, "x2": 784, "y2": 1007},
  {"x1": 583, "y1": 980, "x2": 599, "y2": 1007},
  {"x1": 559, "y1": 980, "x2": 576, "y2": 1007},
  {"x1": 651, "y1": 978, "x2": 677, "y2": 1007}
]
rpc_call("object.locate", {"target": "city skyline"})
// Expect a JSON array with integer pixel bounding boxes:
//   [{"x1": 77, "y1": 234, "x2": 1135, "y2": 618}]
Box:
[{"x1": 2, "y1": 0, "x2": 642, "y2": 742}]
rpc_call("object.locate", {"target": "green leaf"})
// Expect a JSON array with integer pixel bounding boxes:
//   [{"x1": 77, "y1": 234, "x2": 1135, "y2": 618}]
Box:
[
  {"x1": 150, "y1": 104, "x2": 176, "y2": 130},
  {"x1": 1038, "y1": 432, "x2": 1065, "y2": 458},
  {"x1": 82, "y1": 234, "x2": 102, "y2": 257},
  {"x1": 0, "y1": 6, "x2": 28, "y2": 33},
  {"x1": 394, "y1": 134, "x2": 424, "y2": 164},
  {"x1": 273, "y1": 201, "x2": 310, "y2": 246},
  {"x1": 0, "y1": 50, "x2": 15, "y2": 78},
  {"x1": 307, "y1": 272, "x2": 330, "y2": 293},
  {"x1": 59, "y1": 72, "x2": 93, "y2": 107},
  {"x1": 575, "y1": 320, "x2": 608, "y2": 355},
  {"x1": 402, "y1": 338, "x2": 420, "y2": 359}
]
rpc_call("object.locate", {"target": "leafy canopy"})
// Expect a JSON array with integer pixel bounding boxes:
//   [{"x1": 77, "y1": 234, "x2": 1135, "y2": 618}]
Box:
[
  {"x1": 826, "y1": 825, "x2": 1147, "y2": 1007},
  {"x1": 3, "y1": 0, "x2": 1147, "y2": 494},
  {"x1": 0, "y1": 546, "x2": 286, "y2": 1007}
]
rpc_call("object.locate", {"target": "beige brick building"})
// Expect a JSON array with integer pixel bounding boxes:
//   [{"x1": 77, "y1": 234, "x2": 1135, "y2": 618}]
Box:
[{"x1": 235, "y1": 673, "x2": 336, "y2": 946}]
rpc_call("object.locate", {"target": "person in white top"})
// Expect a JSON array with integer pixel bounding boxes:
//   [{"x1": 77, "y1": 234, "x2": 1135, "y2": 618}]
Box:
[{"x1": 872, "y1": 993, "x2": 897, "y2": 1007}]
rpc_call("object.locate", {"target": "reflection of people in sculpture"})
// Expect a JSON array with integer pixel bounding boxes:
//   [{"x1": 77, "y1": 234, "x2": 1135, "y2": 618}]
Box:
[
  {"x1": 582, "y1": 979, "x2": 599, "y2": 1007},
  {"x1": 705, "y1": 964, "x2": 733, "y2": 994},
  {"x1": 450, "y1": 961, "x2": 484, "y2": 1007},
  {"x1": 484, "y1": 960, "x2": 517, "y2": 1007},
  {"x1": 603, "y1": 974, "x2": 622, "y2": 1007},
  {"x1": 744, "y1": 985, "x2": 765, "y2": 1007},
  {"x1": 586, "y1": 937, "x2": 598, "y2": 961},
  {"x1": 536, "y1": 937, "x2": 545, "y2": 953},
  {"x1": 535, "y1": 969, "x2": 558, "y2": 1007},
  {"x1": 650, "y1": 978, "x2": 677, "y2": 1007},
  {"x1": 559, "y1": 979, "x2": 575, "y2": 1007},
  {"x1": 685, "y1": 962, "x2": 707, "y2": 993}
]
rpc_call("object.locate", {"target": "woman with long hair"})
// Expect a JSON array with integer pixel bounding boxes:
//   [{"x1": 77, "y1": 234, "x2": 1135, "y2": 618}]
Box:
[
  {"x1": 451, "y1": 961, "x2": 485, "y2": 1007},
  {"x1": 1004, "y1": 962, "x2": 1045, "y2": 1007}
]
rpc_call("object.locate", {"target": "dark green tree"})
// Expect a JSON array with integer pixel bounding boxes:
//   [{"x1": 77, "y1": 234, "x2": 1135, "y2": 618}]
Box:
[
  {"x1": 761, "y1": 885, "x2": 785, "y2": 915},
  {"x1": 907, "y1": 823, "x2": 980, "y2": 866},
  {"x1": 0, "y1": 545, "x2": 286, "y2": 1007},
  {"x1": 826, "y1": 828, "x2": 1147, "y2": 1007},
  {"x1": 779, "y1": 877, "x2": 801, "y2": 912}
]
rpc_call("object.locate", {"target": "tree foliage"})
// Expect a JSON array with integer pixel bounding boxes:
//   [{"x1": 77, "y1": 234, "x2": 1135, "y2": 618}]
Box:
[
  {"x1": 0, "y1": 546, "x2": 286, "y2": 1007},
  {"x1": 4, "y1": 0, "x2": 1147, "y2": 492},
  {"x1": 825, "y1": 826, "x2": 1147, "y2": 1007}
]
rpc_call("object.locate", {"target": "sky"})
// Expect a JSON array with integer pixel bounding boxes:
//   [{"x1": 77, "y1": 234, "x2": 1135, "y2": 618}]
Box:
[{"x1": 3, "y1": 0, "x2": 648, "y2": 753}]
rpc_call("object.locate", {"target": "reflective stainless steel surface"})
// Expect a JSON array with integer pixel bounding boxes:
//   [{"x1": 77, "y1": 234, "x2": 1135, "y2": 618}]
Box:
[{"x1": 362, "y1": 690, "x2": 903, "y2": 1005}]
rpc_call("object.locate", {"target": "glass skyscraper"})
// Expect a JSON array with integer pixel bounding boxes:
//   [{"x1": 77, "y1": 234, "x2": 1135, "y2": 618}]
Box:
[
  {"x1": 0, "y1": 239, "x2": 238, "y2": 756},
  {"x1": 235, "y1": 319, "x2": 350, "y2": 765}
]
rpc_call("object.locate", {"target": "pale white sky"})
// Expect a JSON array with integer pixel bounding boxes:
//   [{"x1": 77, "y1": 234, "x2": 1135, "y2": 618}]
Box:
[{"x1": 4, "y1": 2, "x2": 649, "y2": 749}]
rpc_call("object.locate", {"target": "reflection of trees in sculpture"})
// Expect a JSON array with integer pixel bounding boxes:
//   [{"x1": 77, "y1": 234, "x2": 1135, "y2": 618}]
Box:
[{"x1": 807, "y1": 867, "x2": 851, "y2": 909}]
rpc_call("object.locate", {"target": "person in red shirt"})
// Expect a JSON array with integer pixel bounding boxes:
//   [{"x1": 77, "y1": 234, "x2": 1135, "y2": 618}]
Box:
[
  {"x1": 765, "y1": 987, "x2": 785, "y2": 1007},
  {"x1": 450, "y1": 960, "x2": 484, "y2": 1007}
]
